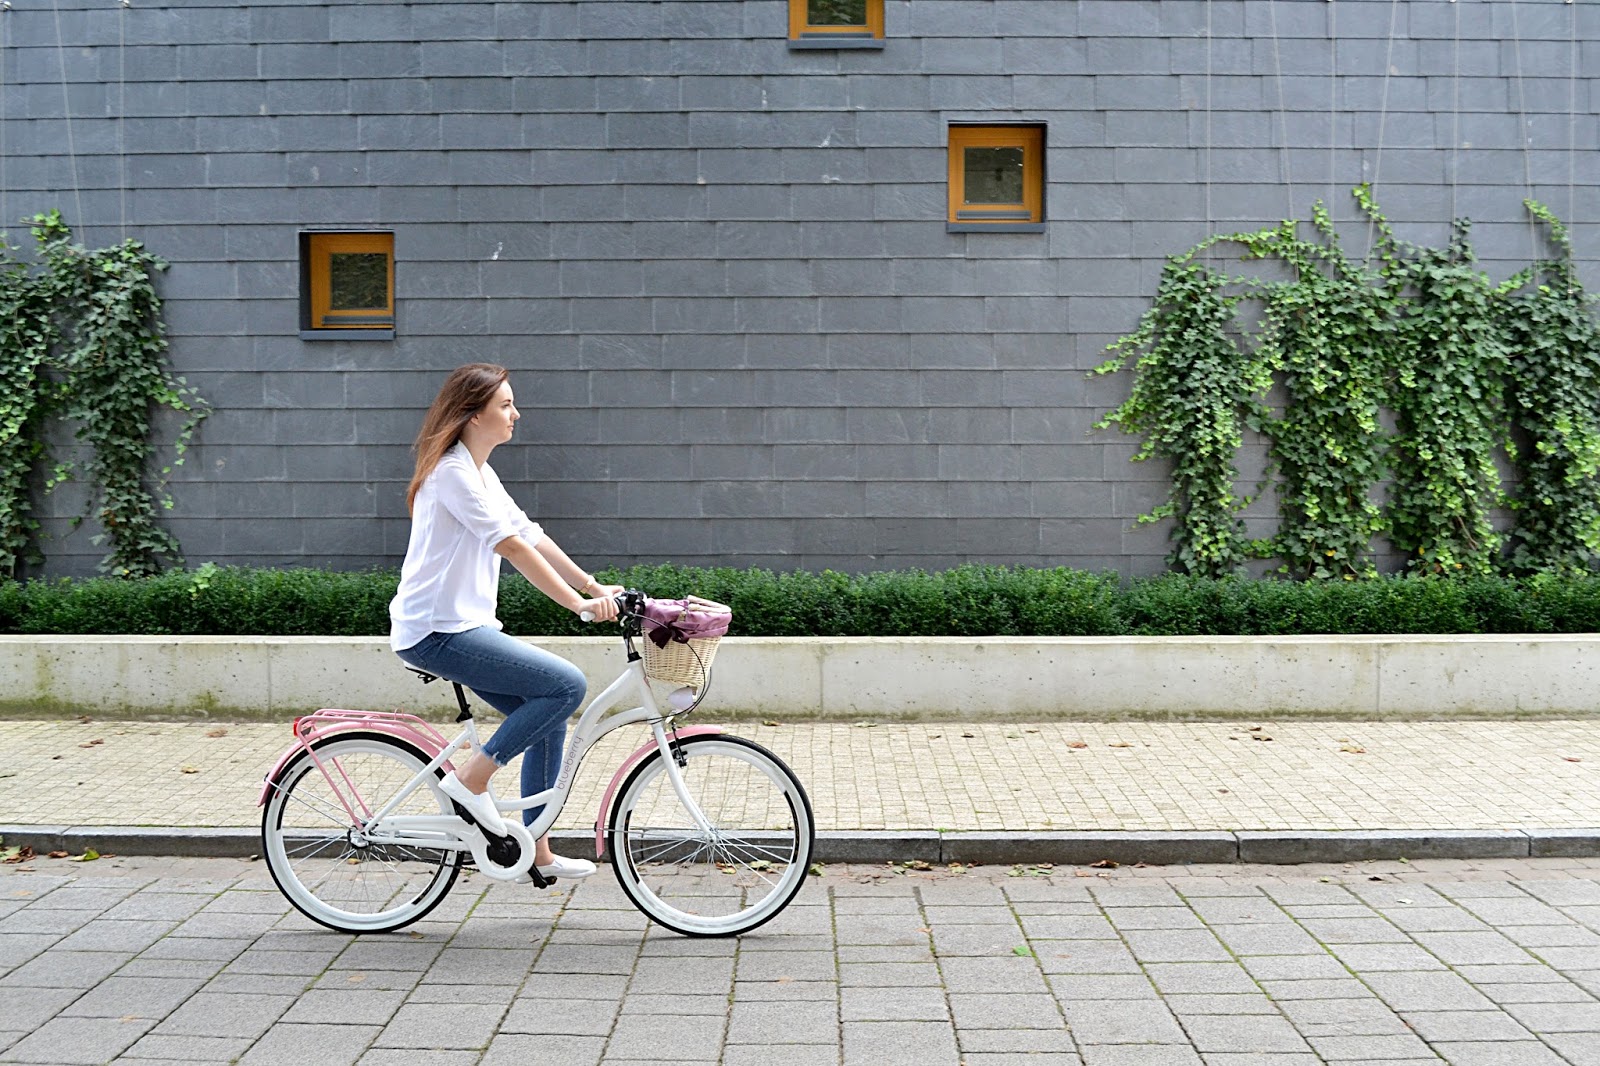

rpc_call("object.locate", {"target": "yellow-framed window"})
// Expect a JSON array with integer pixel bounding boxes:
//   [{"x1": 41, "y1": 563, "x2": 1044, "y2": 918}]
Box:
[
  {"x1": 789, "y1": 0, "x2": 884, "y2": 39},
  {"x1": 947, "y1": 125, "x2": 1046, "y2": 229},
  {"x1": 302, "y1": 231, "x2": 394, "y2": 333}
]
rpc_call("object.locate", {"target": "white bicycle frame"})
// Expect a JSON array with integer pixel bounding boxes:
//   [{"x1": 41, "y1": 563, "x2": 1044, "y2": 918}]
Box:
[{"x1": 351, "y1": 655, "x2": 718, "y2": 880}]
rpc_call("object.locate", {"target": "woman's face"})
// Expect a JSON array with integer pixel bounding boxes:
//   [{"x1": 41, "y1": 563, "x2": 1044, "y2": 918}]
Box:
[{"x1": 470, "y1": 380, "x2": 519, "y2": 444}]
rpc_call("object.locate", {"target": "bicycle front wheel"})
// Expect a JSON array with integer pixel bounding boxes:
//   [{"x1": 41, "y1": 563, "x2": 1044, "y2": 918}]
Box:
[
  {"x1": 606, "y1": 734, "x2": 814, "y2": 937},
  {"x1": 261, "y1": 733, "x2": 463, "y2": 934}
]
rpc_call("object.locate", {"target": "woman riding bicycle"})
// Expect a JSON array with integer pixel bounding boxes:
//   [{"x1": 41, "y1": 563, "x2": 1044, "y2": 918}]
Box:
[{"x1": 389, "y1": 362, "x2": 623, "y2": 881}]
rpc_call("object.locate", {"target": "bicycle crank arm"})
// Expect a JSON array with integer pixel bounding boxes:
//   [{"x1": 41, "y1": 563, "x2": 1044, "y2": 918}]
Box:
[{"x1": 463, "y1": 818, "x2": 538, "y2": 882}]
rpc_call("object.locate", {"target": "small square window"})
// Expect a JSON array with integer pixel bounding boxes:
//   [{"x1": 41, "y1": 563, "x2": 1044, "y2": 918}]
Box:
[
  {"x1": 947, "y1": 125, "x2": 1046, "y2": 232},
  {"x1": 299, "y1": 231, "x2": 395, "y2": 340},
  {"x1": 788, "y1": 0, "x2": 884, "y2": 49}
]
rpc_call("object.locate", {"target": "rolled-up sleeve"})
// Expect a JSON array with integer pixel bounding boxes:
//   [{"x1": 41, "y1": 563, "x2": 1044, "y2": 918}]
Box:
[{"x1": 434, "y1": 462, "x2": 522, "y2": 549}]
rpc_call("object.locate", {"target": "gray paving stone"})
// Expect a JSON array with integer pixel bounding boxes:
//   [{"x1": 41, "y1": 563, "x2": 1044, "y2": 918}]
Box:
[
  {"x1": 842, "y1": 1020, "x2": 959, "y2": 1066},
  {"x1": 733, "y1": 979, "x2": 838, "y2": 1001},
  {"x1": 335, "y1": 940, "x2": 448, "y2": 971},
  {"x1": 101, "y1": 894, "x2": 211, "y2": 923},
  {"x1": 153, "y1": 991, "x2": 294, "y2": 1039},
  {"x1": 1145, "y1": 963, "x2": 1261, "y2": 995},
  {"x1": 724, "y1": 1046, "x2": 839, "y2": 1066},
  {"x1": 3, "y1": 1015, "x2": 156, "y2": 1064},
  {"x1": 1499, "y1": 924, "x2": 1600, "y2": 949},
  {"x1": 949, "y1": 991, "x2": 1062, "y2": 1030},
  {"x1": 202, "y1": 972, "x2": 312, "y2": 996},
  {"x1": 1064, "y1": 999, "x2": 1188, "y2": 1044},
  {"x1": 1362, "y1": 970, "x2": 1498, "y2": 1011},
  {"x1": 1275, "y1": 996, "x2": 1410, "y2": 1037},
  {"x1": 1411, "y1": 930, "x2": 1539, "y2": 966},
  {"x1": 1326, "y1": 942, "x2": 1450, "y2": 972},
  {"x1": 1020, "y1": 914, "x2": 1121, "y2": 939},
  {"x1": 1105, "y1": 906, "x2": 1207, "y2": 931},
  {"x1": 1306, "y1": 1034, "x2": 1440, "y2": 1061},
  {"x1": 1210, "y1": 924, "x2": 1324, "y2": 956},
  {"x1": 1541, "y1": 1032, "x2": 1600, "y2": 1063},
  {"x1": 1427, "y1": 1041, "x2": 1572, "y2": 1065},
  {"x1": 478, "y1": 1033, "x2": 604, "y2": 1066},
  {"x1": 0, "y1": 985, "x2": 80, "y2": 1028},
  {"x1": 1297, "y1": 917, "x2": 1412, "y2": 944},
  {"x1": 139, "y1": 936, "x2": 249, "y2": 962},
  {"x1": 727, "y1": 998, "x2": 838, "y2": 1043},
  {"x1": 517, "y1": 972, "x2": 628, "y2": 1000},
  {"x1": 962, "y1": 1055, "x2": 1080, "y2": 1066},
  {"x1": 606, "y1": 1012, "x2": 724, "y2": 1060},
  {"x1": 959, "y1": 1026, "x2": 1077, "y2": 1052},
  {"x1": 1121, "y1": 929, "x2": 1233, "y2": 963},
  {"x1": 737, "y1": 950, "x2": 835, "y2": 982},
  {"x1": 238, "y1": 1022, "x2": 381, "y2": 1065},
  {"x1": 1049, "y1": 974, "x2": 1161, "y2": 1001},
  {"x1": 840, "y1": 985, "x2": 947, "y2": 1021},
  {"x1": 530, "y1": 943, "x2": 638, "y2": 975},
  {"x1": 1037, "y1": 940, "x2": 1143, "y2": 975},
  {"x1": 834, "y1": 913, "x2": 934, "y2": 947},
  {"x1": 630, "y1": 956, "x2": 734, "y2": 995},
  {"x1": 1081, "y1": 1047, "x2": 1203, "y2": 1066},
  {"x1": 939, "y1": 955, "x2": 1051, "y2": 993},
  {"x1": 0, "y1": 909, "x2": 103, "y2": 935},
  {"x1": 1239, "y1": 954, "x2": 1349, "y2": 981},
  {"x1": 620, "y1": 992, "x2": 731, "y2": 1014},
  {"x1": 281, "y1": 988, "x2": 408, "y2": 1026},
  {"x1": 119, "y1": 1032, "x2": 254, "y2": 1060},
  {"x1": 58, "y1": 975, "x2": 205, "y2": 1019},
  {"x1": 404, "y1": 982, "x2": 516, "y2": 1007},
  {"x1": 1500, "y1": 1000, "x2": 1600, "y2": 1033},
  {"x1": 838, "y1": 960, "x2": 934, "y2": 985},
  {"x1": 499, "y1": 992, "x2": 611, "y2": 1030},
  {"x1": 0, "y1": 949, "x2": 134, "y2": 988},
  {"x1": 372, "y1": 1002, "x2": 503, "y2": 1049},
  {"x1": 929, "y1": 923, "x2": 1028, "y2": 957},
  {"x1": 358, "y1": 1051, "x2": 481, "y2": 1066},
  {"x1": 1257, "y1": 977, "x2": 1374, "y2": 1000},
  {"x1": 1182, "y1": 1015, "x2": 1312, "y2": 1054},
  {"x1": 1165, "y1": 993, "x2": 1281, "y2": 1016},
  {"x1": 1401, "y1": 1010, "x2": 1538, "y2": 1042}
]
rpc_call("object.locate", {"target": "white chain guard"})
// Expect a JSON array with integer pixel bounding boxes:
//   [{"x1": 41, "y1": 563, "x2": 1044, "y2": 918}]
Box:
[{"x1": 465, "y1": 819, "x2": 536, "y2": 881}]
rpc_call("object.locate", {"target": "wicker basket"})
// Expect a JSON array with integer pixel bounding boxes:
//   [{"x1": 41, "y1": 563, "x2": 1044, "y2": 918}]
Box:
[{"x1": 641, "y1": 635, "x2": 721, "y2": 688}]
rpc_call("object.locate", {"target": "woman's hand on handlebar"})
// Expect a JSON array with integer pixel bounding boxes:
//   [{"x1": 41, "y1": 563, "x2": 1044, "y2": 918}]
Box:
[{"x1": 576, "y1": 594, "x2": 620, "y2": 623}]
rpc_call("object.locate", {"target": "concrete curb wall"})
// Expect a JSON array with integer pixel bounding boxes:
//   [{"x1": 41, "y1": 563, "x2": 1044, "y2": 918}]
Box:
[
  {"x1": 5, "y1": 634, "x2": 1600, "y2": 721},
  {"x1": 2, "y1": 825, "x2": 1595, "y2": 866}
]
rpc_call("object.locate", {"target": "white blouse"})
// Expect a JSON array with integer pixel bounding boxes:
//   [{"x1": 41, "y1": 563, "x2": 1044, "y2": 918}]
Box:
[{"x1": 389, "y1": 442, "x2": 544, "y2": 652}]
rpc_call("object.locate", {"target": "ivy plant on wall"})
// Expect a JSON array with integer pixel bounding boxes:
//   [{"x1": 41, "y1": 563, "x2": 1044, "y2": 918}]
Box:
[
  {"x1": 0, "y1": 211, "x2": 206, "y2": 578},
  {"x1": 1099, "y1": 188, "x2": 1600, "y2": 578}
]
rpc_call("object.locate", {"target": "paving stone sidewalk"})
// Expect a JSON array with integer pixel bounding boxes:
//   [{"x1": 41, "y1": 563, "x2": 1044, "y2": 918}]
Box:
[
  {"x1": 2, "y1": 717, "x2": 1598, "y2": 836},
  {"x1": 4, "y1": 855, "x2": 1600, "y2": 1065}
]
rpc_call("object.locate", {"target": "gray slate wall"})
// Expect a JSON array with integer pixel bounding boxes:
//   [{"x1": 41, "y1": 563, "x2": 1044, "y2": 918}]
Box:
[{"x1": 3, "y1": 0, "x2": 1597, "y2": 577}]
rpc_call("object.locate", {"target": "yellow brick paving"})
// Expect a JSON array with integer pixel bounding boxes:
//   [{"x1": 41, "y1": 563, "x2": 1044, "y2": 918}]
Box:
[{"x1": 0, "y1": 717, "x2": 1596, "y2": 831}]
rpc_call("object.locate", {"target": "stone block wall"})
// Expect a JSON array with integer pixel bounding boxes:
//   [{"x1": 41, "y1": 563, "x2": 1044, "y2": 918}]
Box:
[{"x1": 2, "y1": 0, "x2": 1595, "y2": 576}]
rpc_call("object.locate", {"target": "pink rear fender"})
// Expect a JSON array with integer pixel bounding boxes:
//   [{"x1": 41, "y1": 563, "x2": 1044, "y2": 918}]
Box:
[
  {"x1": 256, "y1": 712, "x2": 455, "y2": 807},
  {"x1": 594, "y1": 726, "x2": 723, "y2": 858}
]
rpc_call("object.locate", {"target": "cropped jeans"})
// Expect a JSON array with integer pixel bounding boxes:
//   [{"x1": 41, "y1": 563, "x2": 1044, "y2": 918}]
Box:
[{"x1": 396, "y1": 625, "x2": 587, "y2": 826}]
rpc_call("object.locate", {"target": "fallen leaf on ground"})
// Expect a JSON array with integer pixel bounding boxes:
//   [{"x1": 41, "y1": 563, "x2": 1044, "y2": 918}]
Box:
[
  {"x1": 1250, "y1": 734, "x2": 1273, "y2": 742},
  {"x1": 1340, "y1": 745, "x2": 1366, "y2": 754},
  {"x1": 1217, "y1": 788, "x2": 1230, "y2": 794},
  {"x1": 205, "y1": 728, "x2": 228, "y2": 738},
  {"x1": 854, "y1": 721, "x2": 877, "y2": 729},
  {"x1": 807, "y1": 863, "x2": 825, "y2": 877},
  {"x1": 1073, "y1": 870, "x2": 1093, "y2": 878},
  {"x1": 1089, "y1": 858, "x2": 1119, "y2": 869},
  {"x1": 1248, "y1": 726, "x2": 1263, "y2": 732},
  {"x1": 69, "y1": 849, "x2": 100, "y2": 862},
  {"x1": 46, "y1": 851, "x2": 69, "y2": 859},
  {"x1": 79, "y1": 739, "x2": 103, "y2": 748},
  {"x1": 1025, "y1": 728, "x2": 1039, "y2": 734},
  {"x1": 1066, "y1": 740, "x2": 1088, "y2": 749},
  {"x1": 961, "y1": 731, "x2": 975, "y2": 738},
  {"x1": 0, "y1": 846, "x2": 29, "y2": 864},
  {"x1": 904, "y1": 859, "x2": 932, "y2": 871},
  {"x1": 1108, "y1": 742, "x2": 1132, "y2": 748},
  {"x1": 346, "y1": 973, "x2": 366, "y2": 983},
  {"x1": 1561, "y1": 756, "x2": 1583, "y2": 763},
  {"x1": 928, "y1": 734, "x2": 942, "y2": 739},
  {"x1": 76, "y1": 715, "x2": 91, "y2": 724},
  {"x1": 1012, "y1": 945, "x2": 1034, "y2": 957},
  {"x1": 180, "y1": 766, "x2": 199, "y2": 774}
]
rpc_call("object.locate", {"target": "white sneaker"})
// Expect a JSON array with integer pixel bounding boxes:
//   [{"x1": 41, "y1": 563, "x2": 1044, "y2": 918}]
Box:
[
  {"x1": 439, "y1": 772, "x2": 506, "y2": 835},
  {"x1": 535, "y1": 854, "x2": 598, "y2": 880}
]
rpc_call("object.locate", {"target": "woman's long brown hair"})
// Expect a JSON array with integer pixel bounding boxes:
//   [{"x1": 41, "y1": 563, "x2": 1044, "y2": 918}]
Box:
[{"x1": 406, "y1": 363, "x2": 510, "y2": 513}]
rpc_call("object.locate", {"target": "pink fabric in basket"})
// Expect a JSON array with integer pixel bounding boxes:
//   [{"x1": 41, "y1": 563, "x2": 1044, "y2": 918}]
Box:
[{"x1": 642, "y1": 596, "x2": 732, "y2": 647}]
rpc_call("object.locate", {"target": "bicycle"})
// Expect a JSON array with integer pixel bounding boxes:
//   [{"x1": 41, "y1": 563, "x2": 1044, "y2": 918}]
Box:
[{"x1": 256, "y1": 590, "x2": 814, "y2": 937}]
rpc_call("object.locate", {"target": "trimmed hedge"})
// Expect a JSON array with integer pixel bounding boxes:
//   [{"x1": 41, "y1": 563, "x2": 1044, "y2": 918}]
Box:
[{"x1": 5, "y1": 565, "x2": 1600, "y2": 636}]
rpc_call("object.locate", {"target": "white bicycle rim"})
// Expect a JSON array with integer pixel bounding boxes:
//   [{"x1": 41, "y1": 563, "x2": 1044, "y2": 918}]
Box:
[
  {"x1": 608, "y1": 735, "x2": 813, "y2": 937},
  {"x1": 262, "y1": 734, "x2": 461, "y2": 934}
]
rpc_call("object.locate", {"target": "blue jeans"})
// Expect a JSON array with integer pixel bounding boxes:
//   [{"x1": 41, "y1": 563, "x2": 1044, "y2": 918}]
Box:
[{"x1": 396, "y1": 626, "x2": 587, "y2": 826}]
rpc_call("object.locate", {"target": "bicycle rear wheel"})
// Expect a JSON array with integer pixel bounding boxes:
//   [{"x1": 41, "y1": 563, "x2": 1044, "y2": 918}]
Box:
[
  {"x1": 606, "y1": 734, "x2": 814, "y2": 937},
  {"x1": 261, "y1": 733, "x2": 462, "y2": 934}
]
